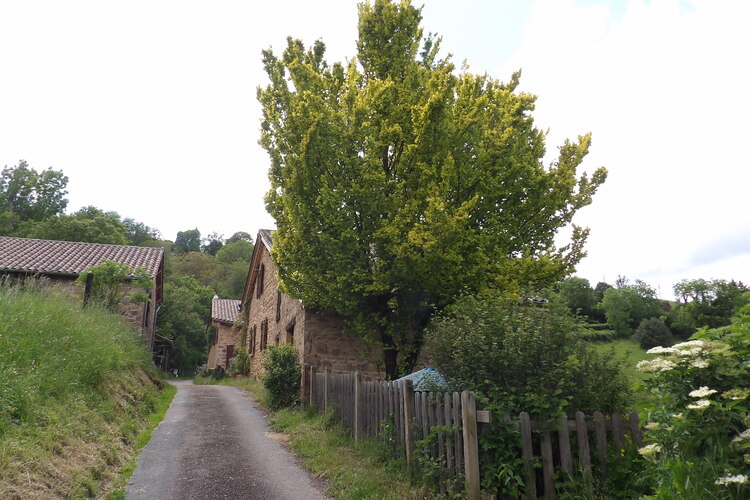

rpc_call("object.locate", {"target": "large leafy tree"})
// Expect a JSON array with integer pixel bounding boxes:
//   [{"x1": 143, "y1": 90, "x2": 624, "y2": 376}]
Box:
[
  {"x1": 259, "y1": 0, "x2": 607, "y2": 377},
  {"x1": 24, "y1": 206, "x2": 129, "y2": 244},
  {"x1": 0, "y1": 160, "x2": 69, "y2": 235}
]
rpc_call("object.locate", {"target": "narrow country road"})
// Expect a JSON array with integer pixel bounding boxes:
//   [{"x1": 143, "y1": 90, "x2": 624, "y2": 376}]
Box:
[{"x1": 125, "y1": 381, "x2": 330, "y2": 500}]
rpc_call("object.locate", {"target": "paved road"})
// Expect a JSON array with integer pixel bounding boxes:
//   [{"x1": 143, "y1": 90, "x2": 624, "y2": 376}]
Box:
[{"x1": 126, "y1": 381, "x2": 330, "y2": 500}]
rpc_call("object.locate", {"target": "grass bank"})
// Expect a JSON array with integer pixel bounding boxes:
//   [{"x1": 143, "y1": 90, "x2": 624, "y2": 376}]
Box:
[
  {"x1": 194, "y1": 375, "x2": 430, "y2": 499},
  {"x1": 0, "y1": 283, "x2": 172, "y2": 499}
]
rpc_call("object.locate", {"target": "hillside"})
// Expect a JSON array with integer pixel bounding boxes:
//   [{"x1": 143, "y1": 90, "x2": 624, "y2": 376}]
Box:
[{"x1": 0, "y1": 282, "x2": 170, "y2": 499}]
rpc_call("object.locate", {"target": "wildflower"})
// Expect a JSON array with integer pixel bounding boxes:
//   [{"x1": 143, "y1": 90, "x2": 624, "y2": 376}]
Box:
[
  {"x1": 691, "y1": 359, "x2": 709, "y2": 368},
  {"x1": 645, "y1": 422, "x2": 660, "y2": 430},
  {"x1": 673, "y1": 340, "x2": 705, "y2": 349},
  {"x1": 646, "y1": 346, "x2": 677, "y2": 354},
  {"x1": 723, "y1": 388, "x2": 750, "y2": 400},
  {"x1": 687, "y1": 399, "x2": 711, "y2": 410},
  {"x1": 715, "y1": 473, "x2": 748, "y2": 485},
  {"x1": 638, "y1": 443, "x2": 661, "y2": 457},
  {"x1": 672, "y1": 413, "x2": 684, "y2": 419},
  {"x1": 675, "y1": 347, "x2": 702, "y2": 357},
  {"x1": 637, "y1": 358, "x2": 676, "y2": 372},
  {"x1": 732, "y1": 429, "x2": 750, "y2": 444},
  {"x1": 689, "y1": 386, "x2": 717, "y2": 398}
]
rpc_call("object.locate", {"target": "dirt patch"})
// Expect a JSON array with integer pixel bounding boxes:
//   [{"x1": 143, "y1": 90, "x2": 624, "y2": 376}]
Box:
[{"x1": 265, "y1": 432, "x2": 290, "y2": 442}]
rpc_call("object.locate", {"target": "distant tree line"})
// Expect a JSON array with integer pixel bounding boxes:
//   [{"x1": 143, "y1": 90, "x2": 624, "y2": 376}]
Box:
[
  {"x1": 555, "y1": 274, "x2": 749, "y2": 346},
  {"x1": 1, "y1": 160, "x2": 255, "y2": 374}
]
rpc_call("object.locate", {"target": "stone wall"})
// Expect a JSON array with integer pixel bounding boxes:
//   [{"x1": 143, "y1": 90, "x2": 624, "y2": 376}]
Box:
[
  {"x1": 244, "y1": 243, "x2": 384, "y2": 382},
  {"x1": 207, "y1": 322, "x2": 238, "y2": 369}
]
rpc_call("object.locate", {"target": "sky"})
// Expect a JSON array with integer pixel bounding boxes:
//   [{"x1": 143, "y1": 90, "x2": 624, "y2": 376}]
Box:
[{"x1": 1, "y1": 0, "x2": 748, "y2": 300}]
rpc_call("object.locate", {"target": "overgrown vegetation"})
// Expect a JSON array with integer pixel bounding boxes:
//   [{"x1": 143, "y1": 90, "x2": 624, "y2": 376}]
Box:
[
  {"x1": 262, "y1": 344, "x2": 301, "y2": 410},
  {"x1": 0, "y1": 282, "x2": 171, "y2": 499},
  {"x1": 425, "y1": 291, "x2": 634, "y2": 496},
  {"x1": 636, "y1": 300, "x2": 750, "y2": 498},
  {"x1": 76, "y1": 259, "x2": 154, "y2": 311}
]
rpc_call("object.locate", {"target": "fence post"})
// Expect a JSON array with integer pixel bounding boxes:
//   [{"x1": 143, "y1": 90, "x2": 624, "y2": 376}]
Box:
[
  {"x1": 309, "y1": 365, "x2": 316, "y2": 406},
  {"x1": 324, "y1": 367, "x2": 331, "y2": 414},
  {"x1": 354, "y1": 371, "x2": 362, "y2": 441},
  {"x1": 461, "y1": 391, "x2": 480, "y2": 500},
  {"x1": 519, "y1": 411, "x2": 536, "y2": 499},
  {"x1": 402, "y1": 379, "x2": 415, "y2": 473}
]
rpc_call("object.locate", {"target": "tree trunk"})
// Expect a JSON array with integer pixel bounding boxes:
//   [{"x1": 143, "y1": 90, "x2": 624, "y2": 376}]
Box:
[{"x1": 380, "y1": 330, "x2": 399, "y2": 380}]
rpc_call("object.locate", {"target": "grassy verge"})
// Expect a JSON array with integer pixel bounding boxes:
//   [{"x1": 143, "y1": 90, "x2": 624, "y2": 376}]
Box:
[
  {"x1": 203, "y1": 376, "x2": 430, "y2": 499},
  {"x1": 106, "y1": 382, "x2": 176, "y2": 500},
  {"x1": 0, "y1": 283, "x2": 170, "y2": 499}
]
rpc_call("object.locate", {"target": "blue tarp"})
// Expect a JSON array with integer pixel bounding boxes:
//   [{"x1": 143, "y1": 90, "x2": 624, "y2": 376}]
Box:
[{"x1": 394, "y1": 367, "x2": 447, "y2": 391}]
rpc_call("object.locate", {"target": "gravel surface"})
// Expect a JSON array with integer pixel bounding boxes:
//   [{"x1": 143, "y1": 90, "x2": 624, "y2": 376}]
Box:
[{"x1": 125, "y1": 381, "x2": 330, "y2": 500}]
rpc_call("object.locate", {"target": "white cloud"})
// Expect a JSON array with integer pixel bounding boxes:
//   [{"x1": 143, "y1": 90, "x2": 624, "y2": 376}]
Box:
[{"x1": 496, "y1": 0, "x2": 750, "y2": 296}]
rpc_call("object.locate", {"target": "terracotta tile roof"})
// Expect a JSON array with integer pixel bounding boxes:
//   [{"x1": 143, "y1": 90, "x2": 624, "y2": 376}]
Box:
[
  {"x1": 0, "y1": 236, "x2": 163, "y2": 278},
  {"x1": 212, "y1": 298, "x2": 241, "y2": 324}
]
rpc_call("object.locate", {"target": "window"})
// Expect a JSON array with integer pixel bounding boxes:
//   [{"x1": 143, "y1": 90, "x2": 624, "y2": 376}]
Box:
[
  {"x1": 285, "y1": 322, "x2": 295, "y2": 345},
  {"x1": 260, "y1": 319, "x2": 268, "y2": 351},
  {"x1": 256, "y1": 264, "x2": 265, "y2": 298},
  {"x1": 249, "y1": 325, "x2": 257, "y2": 355},
  {"x1": 275, "y1": 290, "x2": 281, "y2": 322}
]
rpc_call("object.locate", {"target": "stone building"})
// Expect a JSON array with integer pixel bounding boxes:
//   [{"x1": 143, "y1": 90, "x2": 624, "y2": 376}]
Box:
[
  {"x1": 207, "y1": 297, "x2": 241, "y2": 370},
  {"x1": 242, "y1": 230, "x2": 383, "y2": 382},
  {"x1": 0, "y1": 236, "x2": 164, "y2": 350}
]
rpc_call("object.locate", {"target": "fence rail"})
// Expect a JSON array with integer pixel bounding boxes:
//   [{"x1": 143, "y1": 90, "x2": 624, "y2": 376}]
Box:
[{"x1": 305, "y1": 366, "x2": 643, "y2": 500}]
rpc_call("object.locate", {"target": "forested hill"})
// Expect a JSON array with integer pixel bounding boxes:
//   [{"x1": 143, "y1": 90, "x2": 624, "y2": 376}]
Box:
[{"x1": 0, "y1": 283, "x2": 173, "y2": 499}]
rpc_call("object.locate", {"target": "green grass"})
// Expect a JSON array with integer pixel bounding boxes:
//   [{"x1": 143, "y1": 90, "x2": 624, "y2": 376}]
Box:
[
  {"x1": 107, "y1": 382, "x2": 177, "y2": 500},
  {"x1": 0, "y1": 282, "x2": 170, "y2": 499},
  {"x1": 214, "y1": 376, "x2": 431, "y2": 499}
]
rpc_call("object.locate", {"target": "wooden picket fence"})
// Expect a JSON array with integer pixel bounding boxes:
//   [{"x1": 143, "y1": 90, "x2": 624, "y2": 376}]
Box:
[{"x1": 305, "y1": 366, "x2": 644, "y2": 500}]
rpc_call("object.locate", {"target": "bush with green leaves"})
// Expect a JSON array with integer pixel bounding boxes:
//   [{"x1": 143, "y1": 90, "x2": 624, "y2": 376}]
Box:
[
  {"x1": 262, "y1": 344, "x2": 301, "y2": 410},
  {"x1": 636, "y1": 299, "x2": 750, "y2": 498},
  {"x1": 227, "y1": 348, "x2": 250, "y2": 376},
  {"x1": 425, "y1": 291, "x2": 634, "y2": 496},
  {"x1": 633, "y1": 317, "x2": 673, "y2": 350},
  {"x1": 75, "y1": 259, "x2": 154, "y2": 311}
]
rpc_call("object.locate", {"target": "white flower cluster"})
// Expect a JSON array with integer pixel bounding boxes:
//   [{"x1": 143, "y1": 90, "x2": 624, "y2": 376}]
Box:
[
  {"x1": 673, "y1": 340, "x2": 705, "y2": 349},
  {"x1": 638, "y1": 443, "x2": 661, "y2": 457},
  {"x1": 646, "y1": 346, "x2": 677, "y2": 354},
  {"x1": 689, "y1": 386, "x2": 718, "y2": 398},
  {"x1": 687, "y1": 399, "x2": 711, "y2": 410},
  {"x1": 636, "y1": 358, "x2": 676, "y2": 372},
  {"x1": 715, "y1": 473, "x2": 748, "y2": 485}
]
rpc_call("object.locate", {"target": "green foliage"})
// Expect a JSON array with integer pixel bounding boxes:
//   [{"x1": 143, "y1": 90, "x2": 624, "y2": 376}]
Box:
[
  {"x1": 0, "y1": 160, "x2": 68, "y2": 234},
  {"x1": 225, "y1": 231, "x2": 253, "y2": 244},
  {"x1": 174, "y1": 228, "x2": 201, "y2": 254},
  {"x1": 259, "y1": 0, "x2": 607, "y2": 378},
  {"x1": 76, "y1": 259, "x2": 154, "y2": 312},
  {"x1": 122, "y1": 217, "x2": 161, "y2": 246},
  {"x1": 22, "y1": 205, "x2": 129, "y2": 244},
  {"x1": 0, "y1": 282, "x2": 165, "y2": 497},
  {"x1": 600, "y1": 280, "x2": 662, "y2": 337},
  {"x1": 636, "y1": 301, "x2": 750, "y2": 498},
  {"x1": 558, "y1": 276, "x2": 598, "y2": 320},
  {"x1": 215, "y1": 240, "x2": 254, "y2": 264},
  {"x1": 669, "y1": 279, "x2": 749, "y2": 336},
  {"x1": 426, "y1": 291, "x2": 632, "y2": 419},
  {"x1": 201, "y1": 231, "x2": 224, "y2": 256},
  {"x1": 155, "y1": 275, "x2": 214, "y2": 374},
  {"x1": 227, "y1": 348, "x2": 251, "y2": 376},
  {"x1": 262, "y1": 344, "x2": 301, "y2": 410},
  {"x1": 633, "y1": 317, "x2": 673, "y2": 350}
]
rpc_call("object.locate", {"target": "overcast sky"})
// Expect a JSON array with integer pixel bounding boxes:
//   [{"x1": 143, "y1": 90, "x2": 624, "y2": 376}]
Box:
[{"x1": 1, "y1": 0, "x2": 747, "y2": 300}]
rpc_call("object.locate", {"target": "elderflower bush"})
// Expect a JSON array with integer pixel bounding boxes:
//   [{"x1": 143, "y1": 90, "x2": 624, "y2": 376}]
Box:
[{"x1": 637, "y1": 300, "x2": 750, "y2": 499}]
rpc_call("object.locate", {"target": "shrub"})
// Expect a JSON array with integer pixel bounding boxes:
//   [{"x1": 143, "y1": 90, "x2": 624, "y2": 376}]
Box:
[
  {"x1": 633, "y1": 317, "x2": 673, "y2": 349},
  {"x1": 636, "y1": 300, "x2": 750, "y2": 498},
  {"x1": 425, "y1": 291, "x2": 634, "y2": 496},
  {"x1": 262, "y1": 344, "x2": 301, "y2": 410},
  {"x1": 425, "y1": 291, "x2": 632, "y2": 418},
  {"x1": 227, "y1": 348, "x2": 250, "y2": 376}
]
